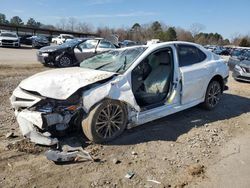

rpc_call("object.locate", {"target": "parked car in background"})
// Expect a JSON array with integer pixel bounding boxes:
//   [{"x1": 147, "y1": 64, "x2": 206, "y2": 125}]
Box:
[
  {"x1": 37, "y1": 38, "x2": 117, "y2": 67},
  {"x1": 228, "y1": 50, "x2": 245, "y2": 70},
  {"x1": 213, "y1": 47, "x2": 230, "y2": 56},
  {"x1": 11, "y1": 42, "x2": 229, "y2": 145},
  {"x1": 119, "y1": 40, "x2": 137, "y2": 47},
  {"x1": 233, "y1": 60, "x2": 250, "y2": 82},
  {"x1": 0, "y1": 31, "x2": 20, "y2": 47},
  {"x1": 29, "y1": 36, "x2": 50, "y2": 49},
  {"x1": 20, "y1": 34, "x2": 33, "y2": 45},
  {"x1": 52, "y1": 34, "x2": 74, "y2": 45}
]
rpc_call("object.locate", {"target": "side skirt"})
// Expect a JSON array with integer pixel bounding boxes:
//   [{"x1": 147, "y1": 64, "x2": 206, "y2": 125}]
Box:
[{"x1": 128, "y1": 99, "x2": 204, "y2": 129}]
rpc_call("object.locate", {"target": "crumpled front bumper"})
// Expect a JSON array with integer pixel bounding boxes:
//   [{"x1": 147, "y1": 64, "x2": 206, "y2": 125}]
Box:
[
  {"x1": 16, "y1": 110, "x2": 58, "y2": 146},
  {"x1": 16, "y1": 110, "x2": 71, "y2": 146}
]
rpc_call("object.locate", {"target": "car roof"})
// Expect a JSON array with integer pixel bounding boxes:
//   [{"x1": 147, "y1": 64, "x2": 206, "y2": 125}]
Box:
[{"x1": 147, "y1": 41, "x2": 204, "y2": 50}]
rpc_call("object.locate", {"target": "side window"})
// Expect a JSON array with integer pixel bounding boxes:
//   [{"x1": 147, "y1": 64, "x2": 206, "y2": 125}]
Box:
[
  {"x1": 78, "y1": 40, "x2": 98, "y2": 50},
  {"x1": 98, "y1": 40, "x2": 115, "y2": 49},
  {"x1": 177, "y1": 45, "x2": 206, "y2": 67}
]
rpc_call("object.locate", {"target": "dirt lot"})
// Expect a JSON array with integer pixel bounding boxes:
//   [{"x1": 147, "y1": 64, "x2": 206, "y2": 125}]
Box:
[
  {"x1": 0, "y1": 51, "x2": 250, "y2": 187},
  {"x1": 0, "y1": 46, "x2": 38, "y2": 66}
]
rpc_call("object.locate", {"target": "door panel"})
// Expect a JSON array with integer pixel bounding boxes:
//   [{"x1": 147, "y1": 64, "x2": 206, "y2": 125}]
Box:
[
  {"x1": 180, "y1": 63, "x2": 208, "y2": 104},
  {"x1": 74, "y1": 48, "x2": 95, "y2": 62}
]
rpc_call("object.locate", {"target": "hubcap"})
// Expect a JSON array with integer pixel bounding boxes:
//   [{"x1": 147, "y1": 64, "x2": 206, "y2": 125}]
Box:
[
  {"x1": 207, "y1": 82, "x2": 221, "y2": 107},
  {"x1": 60, "y1": 56, "x2": 71, "y2": 66},
  {"x1": 95, "y1": 104, "x2": 124, "y2": 139}
]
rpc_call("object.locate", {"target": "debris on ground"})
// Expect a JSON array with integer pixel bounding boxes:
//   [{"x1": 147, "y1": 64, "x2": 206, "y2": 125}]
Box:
[
  {"x1": 187, "y1": 164, "x2": 204, "y2": 176},
  {"x1": 147, "y1": 179, "x2": 161, "y2": 184},
  {"x1": 131, "y1": 151, "x2": 138, "y2": 156},
  {"x1": 112, "y1": 158, "x2": 121, "y2": 164},
  {"x1": 6, "y1": 139, "x2": 46, "y2": 154},
  {"x1": 125, "y1": 172, "x2": 135, "y2": 179},
  {"x1": 45, "y1": 148, "x2": 93, "y2": 163},
  {"x1": 5, "y1": 132, "x2": 15, "y2": 139}
]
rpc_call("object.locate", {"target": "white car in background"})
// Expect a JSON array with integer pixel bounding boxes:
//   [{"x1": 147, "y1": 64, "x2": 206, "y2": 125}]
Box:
[
  {"x1": 10, "y1": 42, "x2": 229, "y2": 145},
  {"x1": 52, "y1": 34, "x2": 74, "y2": 45},
  {"x1": 0, "y1": 31, "x2": 20, "y2": 47}
]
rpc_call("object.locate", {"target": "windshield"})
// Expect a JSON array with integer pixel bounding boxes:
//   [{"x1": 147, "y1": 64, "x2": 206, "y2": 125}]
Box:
[
  {"x1": 80, "y1": 47, "x2": 147, "y2": 73},
  {"x1": 0, "y1": 33, "x2": 17, "y2": 38},
  {"x1": 232, "y1": 50, "x2": 242, "y2": 57},
  {"x1": 60, "y1": 39, "x2": 81, "y2": 47},
  {"x1": 243, "y1": 51, "x2": 250, "y2": 58}
]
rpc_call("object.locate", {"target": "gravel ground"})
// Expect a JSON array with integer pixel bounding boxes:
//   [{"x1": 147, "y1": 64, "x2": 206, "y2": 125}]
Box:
[{"x1": 0, "y1": 56, "x2": 249, "y2": 187}]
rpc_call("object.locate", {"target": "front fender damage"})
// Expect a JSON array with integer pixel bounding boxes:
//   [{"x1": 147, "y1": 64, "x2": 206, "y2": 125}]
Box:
[{"x1": 82, "y1": 75, "x2": 140, "y2": 113}]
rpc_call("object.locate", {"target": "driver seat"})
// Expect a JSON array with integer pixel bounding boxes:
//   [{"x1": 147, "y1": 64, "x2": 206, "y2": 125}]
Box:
[{"x1": 138, "y1": 51, "x2": 172, "y2": 106}]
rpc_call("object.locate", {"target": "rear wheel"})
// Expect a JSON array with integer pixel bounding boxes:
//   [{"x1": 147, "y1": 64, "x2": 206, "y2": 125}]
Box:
[
  {"x1": 202, "y1": 80, "x2": 222, "y2": 110},
  {"x1": 82, "y1": 100, "x2": 127, "y2": 143}
]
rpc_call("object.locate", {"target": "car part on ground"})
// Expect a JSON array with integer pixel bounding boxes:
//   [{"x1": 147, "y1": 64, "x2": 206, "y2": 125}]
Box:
[
  {"x1": 0, "y1": 31, "x2": 20, "y2": 47},
  {"x1": 10, "y1": 41, "x2": 229, "y2": 145},
  {"x1": 37, "y1": 38, "x2": 117, "y2": 67},
  {"x1": 45, "y1": 147, "x2": 94, "y2": 163}
]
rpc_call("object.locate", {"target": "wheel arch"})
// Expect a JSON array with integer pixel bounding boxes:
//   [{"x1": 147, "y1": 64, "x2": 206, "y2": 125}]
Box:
[{"x1": 209, "y1": 74, "x2": 224, "y2": 93}]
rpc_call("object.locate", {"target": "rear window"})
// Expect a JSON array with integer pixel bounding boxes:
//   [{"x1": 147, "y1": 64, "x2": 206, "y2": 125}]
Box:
[{"x1": 177, "y1": 45, "x2": 207, "y2": 67}]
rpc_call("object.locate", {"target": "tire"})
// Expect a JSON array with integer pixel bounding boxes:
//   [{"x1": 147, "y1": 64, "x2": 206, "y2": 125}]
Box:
[
  {"x1": 202, "y1": 80, "x2": 222, "y2": 110},
  {"x1": 57, "y1": 55, "x2": 72, "y2": 67},
  {"x1": 82, "y1": 99, "x2": 127, "y2": 143}
]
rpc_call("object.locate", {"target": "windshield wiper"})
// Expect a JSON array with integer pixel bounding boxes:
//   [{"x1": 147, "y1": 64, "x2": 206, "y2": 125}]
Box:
[
  {"x1": 116, "y1": 56, "x2": 127, "y2": 73},
  {"x1": 95, "y1": 62, "x2": 113, "y2": 70}
]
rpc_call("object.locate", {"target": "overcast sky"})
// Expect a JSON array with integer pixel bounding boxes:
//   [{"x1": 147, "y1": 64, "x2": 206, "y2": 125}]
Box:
[{"x1": 1, "y1": 0, "x2": 249, "y2": 39}]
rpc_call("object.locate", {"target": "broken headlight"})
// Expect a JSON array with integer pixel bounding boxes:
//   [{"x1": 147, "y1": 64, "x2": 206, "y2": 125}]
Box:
[{"x1": 35, "y1": 93, "x2": 81, "y2": 113}]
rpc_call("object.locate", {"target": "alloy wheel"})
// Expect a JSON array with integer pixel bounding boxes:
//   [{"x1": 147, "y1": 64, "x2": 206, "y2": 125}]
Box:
[
  {"x1": 95, "y1": 103, "x2": 125, "y2": 139},
  {"x1": 207, "y1": 81, "x2": 221, "y2": 108}
]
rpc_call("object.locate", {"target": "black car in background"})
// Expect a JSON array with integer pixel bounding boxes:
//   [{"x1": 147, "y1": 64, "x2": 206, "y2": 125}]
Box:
[
  {"x1": 37, "y1": 38, "x2": 117, "y2": 67},
  {"x1": 19, "y1": 35, "x2": 33, "y2": 45},
  {"x1": 29, "y1": 36, "x2": 50, "y2": 48}
]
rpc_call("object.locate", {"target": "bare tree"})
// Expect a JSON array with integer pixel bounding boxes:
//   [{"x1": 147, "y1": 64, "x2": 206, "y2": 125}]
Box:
[
  {"x1": 77, "y1": 22, "x2": 94, "y2": 33},
  {"x1": 57, "y1": 18, "x2": 67, "y2": 30},
  {"x1": 190, "y1": 23, "x2": 205, "y2": 37},
  {"x1": 176, "y1": 27, "x2": 194, "y2": 42},
  {"x1": 67, "y1": 17, "x2": 77, "y2": 32}
]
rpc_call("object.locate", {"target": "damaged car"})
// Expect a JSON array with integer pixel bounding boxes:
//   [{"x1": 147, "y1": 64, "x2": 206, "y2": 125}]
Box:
[
  {"x1": 232, "y1": 60, "x2": 250, "y2": 82},
  {"x1": 37, "y1": 38, "x2": 117, "y2": 67},
  {"x1": 10, "y1": 42, "x2": 229, "y2": 146}
]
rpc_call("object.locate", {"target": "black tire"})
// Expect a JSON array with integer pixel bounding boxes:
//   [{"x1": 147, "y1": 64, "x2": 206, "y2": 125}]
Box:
[
  {"x1": 57, "y1": 55, "x2": 72, "y2": 67},
  {"x1": 202, "y1": 80, "x2": 222, "y2": 110},
  {"x1": 82, "y1": 99, "x2": 127, "y2": 143}
]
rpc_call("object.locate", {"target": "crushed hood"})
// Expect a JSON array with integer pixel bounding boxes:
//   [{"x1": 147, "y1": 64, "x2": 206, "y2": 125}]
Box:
[{"x1": 19, "y1": 67, "x2": 115, "y2": 100}]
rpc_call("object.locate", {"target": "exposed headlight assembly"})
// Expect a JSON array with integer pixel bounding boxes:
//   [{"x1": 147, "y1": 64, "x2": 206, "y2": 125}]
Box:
[
  {"x1": 234, "y1": 64, "x2": 242, "y2": 72},
  {"x1": 41, "y1": 53, "x2": 49, "y2": 57}
]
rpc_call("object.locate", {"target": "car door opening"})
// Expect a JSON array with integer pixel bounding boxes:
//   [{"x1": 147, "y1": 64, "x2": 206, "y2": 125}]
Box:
[{"x1": 132, "y1": 48, "x2": 174, "y2": 109}]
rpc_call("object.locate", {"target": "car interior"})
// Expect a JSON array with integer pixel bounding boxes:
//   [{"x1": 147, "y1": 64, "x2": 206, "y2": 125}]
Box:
[{"x1": 132, "y1": 48, "x2": 173, "y2": 109}]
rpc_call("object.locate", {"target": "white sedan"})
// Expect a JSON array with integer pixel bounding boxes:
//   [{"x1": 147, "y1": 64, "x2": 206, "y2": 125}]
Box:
[{"x1": 10, "y1": 41, "x2": 229, "y2": 145}]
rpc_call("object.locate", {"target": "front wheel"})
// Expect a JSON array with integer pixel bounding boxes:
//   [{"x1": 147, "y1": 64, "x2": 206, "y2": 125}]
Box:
[
  {"x1": 57, "y1": 55, "x2": 72, "y2": 67},
  {"x1": 82, "y1": 100, "x2": 127, "y2": 143},
  {"x1": 202, "y1": 80, "x2": 222, "y2": 110}
]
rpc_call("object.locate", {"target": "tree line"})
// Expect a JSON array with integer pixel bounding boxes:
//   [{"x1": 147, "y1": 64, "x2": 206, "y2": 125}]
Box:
[{"x1": 1, "y1": 13, "x2": 250, "y2": 47}]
